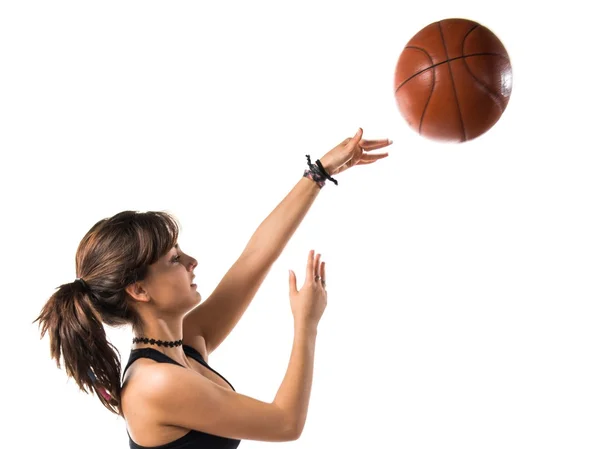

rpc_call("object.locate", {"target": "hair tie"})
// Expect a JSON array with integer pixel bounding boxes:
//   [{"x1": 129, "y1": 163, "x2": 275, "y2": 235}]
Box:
[
  {"x1": 74, "y1": 278, "x2": 89, "y2": 290},
  {"x1": 303, "y1": 155, "x2": 338, "y2": 187}
]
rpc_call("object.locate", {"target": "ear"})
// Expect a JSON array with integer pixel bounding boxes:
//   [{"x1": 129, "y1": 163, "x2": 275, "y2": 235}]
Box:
[{"x1": 125, "y1": 282, "x2": 151, "y2": 303}]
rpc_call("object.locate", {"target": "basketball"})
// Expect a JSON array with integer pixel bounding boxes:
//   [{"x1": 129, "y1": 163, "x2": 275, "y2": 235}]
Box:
[{"x1": 393, "y1": 18, "x2": 512, "y2": 143}]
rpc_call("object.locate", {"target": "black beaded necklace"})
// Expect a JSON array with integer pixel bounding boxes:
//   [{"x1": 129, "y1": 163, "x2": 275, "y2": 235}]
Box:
[{"x1": 132, "y1": 337, "x2": 183, "y2": 348}]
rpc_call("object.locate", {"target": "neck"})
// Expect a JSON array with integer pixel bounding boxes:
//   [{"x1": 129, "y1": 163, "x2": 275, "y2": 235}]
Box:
[
  {"x1": 133, "y1": 336, "x2": 183, "y2": 347},
  {"x1": 133, "y1": 315, "x2": 185, "y2": 353},
  {"x1": 132, "y1": 335, "x2": 190, "y2": 367}
]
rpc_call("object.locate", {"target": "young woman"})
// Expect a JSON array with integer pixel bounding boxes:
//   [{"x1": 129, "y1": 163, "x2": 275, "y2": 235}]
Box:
[{"x1": 35, "y1": 128, "x2": 390, "y2": 448}]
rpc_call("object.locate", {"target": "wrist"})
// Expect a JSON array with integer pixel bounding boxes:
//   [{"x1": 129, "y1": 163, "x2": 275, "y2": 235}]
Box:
[
  {"x1": 318, "y1": 156, "x2": 334, "y2": 175},
  {"x1": 303, "y1": 154, "x2": 338, "y2": 187},
  {"x1": 294, "y1": 320, "x2": 318, "y2": 337},
  {"x1": 303, "y1": 169, "x2": 325, "y2": 188}
]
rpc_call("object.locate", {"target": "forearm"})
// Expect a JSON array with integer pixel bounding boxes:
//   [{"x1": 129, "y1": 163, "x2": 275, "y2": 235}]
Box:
[
  {"x1": 273, "y1": 324, "x2": 318, "y2": 438},
  {"x1": 244, "y1": 177, "x2": 322, "y2": 260}
]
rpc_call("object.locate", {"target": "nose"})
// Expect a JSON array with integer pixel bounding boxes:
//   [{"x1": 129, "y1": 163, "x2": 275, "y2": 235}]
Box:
[{"x1": 187, "y1": 256, "x2": 198, "y2": 271}]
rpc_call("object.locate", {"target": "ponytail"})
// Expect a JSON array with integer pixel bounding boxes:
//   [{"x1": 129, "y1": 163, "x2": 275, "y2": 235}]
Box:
[
  {"x1": 35, "y1": 210, "x2": 181, "y2": 416},
  {"x1": 34, "y1": 280, "x2": 123, "y2": 415}
]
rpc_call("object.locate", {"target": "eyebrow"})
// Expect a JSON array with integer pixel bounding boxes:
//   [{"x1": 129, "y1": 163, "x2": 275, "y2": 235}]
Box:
[{"x1": 167, "y1": 244, "x2": 179, "y2": 256}]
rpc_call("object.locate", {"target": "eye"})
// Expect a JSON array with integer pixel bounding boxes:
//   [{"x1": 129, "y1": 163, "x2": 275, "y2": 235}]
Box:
[{"x1": 171, "y1": 255, "x2": 181, "y2": 263}]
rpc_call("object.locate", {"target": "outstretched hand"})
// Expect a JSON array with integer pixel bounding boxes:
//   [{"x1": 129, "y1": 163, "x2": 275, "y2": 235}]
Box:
[{"x1": 318, "y1": 128, "x2": 392, "y2": 176}]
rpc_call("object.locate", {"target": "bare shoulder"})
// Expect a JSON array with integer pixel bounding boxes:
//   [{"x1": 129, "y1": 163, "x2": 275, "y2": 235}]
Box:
[
  {"x1": 132, "y1": 359, "x2": 298, "y2": 442},
  {"x1": 121, "y1": 358, "x2": 191, "y2": 446},
  {"x1": 120, "y1": 359, "x2": 168, "y2": 429},
  {"x1": 121, "y1": 357, "x2": 169, "y2": 404}
]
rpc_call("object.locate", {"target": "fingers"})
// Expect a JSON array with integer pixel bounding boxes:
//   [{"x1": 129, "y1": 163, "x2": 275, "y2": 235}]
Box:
[
  {"x1": 288, "y1": 270, "x2": 297, "y2": 293},
  {"x1": 348, "y1": 128, "x2": 363, "y2": 148},
  {"x1": 304, "y1": 250, "x2": 326, "y2": 288},
  {"x1": 341, "y1": 129, "x2": 392, "y2": 152},
  {"x1": 360, "y1": 138, "x2": 393, "y2": 151},
  {"x1": 315, "y1": 255, "x2": 326, "y2": 289},
  {"x1": 305, "y1": 249, "x2": 315, "y2": 281},
  {"x1": 359, "y1": 152, "x2": 389, "y2": 162}
]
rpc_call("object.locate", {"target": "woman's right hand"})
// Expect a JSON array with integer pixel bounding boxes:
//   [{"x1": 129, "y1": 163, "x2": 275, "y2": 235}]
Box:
[
  {"x1": 288, "y1": 250, "x2": 327, "y2": 329},
  {"x1": 142, "y1": 249, "x2": 328, "y2": 444}
]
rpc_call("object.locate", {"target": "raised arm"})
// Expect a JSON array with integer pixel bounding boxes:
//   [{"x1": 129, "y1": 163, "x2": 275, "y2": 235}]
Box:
[
  {"x1": 183, "y1": 128, "x2": 390, "y2": 355},
  {"x1": 183, "y1": 175, "x2": 321, "y2": 355}
]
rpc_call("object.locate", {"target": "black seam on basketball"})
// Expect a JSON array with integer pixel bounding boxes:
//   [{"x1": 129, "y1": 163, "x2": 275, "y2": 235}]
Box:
[
  {"x1": 461, "y1": 24, "x2": 480, "y2": 50},
  {"x1": 461, "y1": 26, "x2": 505, "y2": 112},
  {"x1": 401, "y1": 47, "x2": 436, "y2": 135},
  {"x1": 461, "y1": 59, "x2": 504, "y2": 112},
  {"x1": 394, "y1": 52, "x2": 507, "y2": 93},
  {"x1": 438, "y1": 21, "x2": 466, "y2": 142},
  {"x1": 420, "y1": 61, "x2": 435, "y2": 135}
]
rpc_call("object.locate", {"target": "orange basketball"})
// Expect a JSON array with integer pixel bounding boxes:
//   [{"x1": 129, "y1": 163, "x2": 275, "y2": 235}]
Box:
[{"x1": 394, "y1": 18, "x2": 512, "y2": 143}]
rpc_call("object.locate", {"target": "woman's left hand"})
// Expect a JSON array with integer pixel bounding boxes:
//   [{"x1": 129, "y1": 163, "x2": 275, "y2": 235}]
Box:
[{"x1": 318, "y1": 128, "x2": 392, "y2": 176}]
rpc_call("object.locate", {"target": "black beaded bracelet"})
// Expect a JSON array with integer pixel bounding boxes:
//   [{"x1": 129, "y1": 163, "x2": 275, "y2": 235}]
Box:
[{"x1": 303, "y1": 155, "x2": 338, "y2": 187}]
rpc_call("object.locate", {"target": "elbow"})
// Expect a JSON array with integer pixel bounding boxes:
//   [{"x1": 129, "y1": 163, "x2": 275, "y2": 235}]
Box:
[
  {"x1": 286, "y1": 419, "x2": 306, "y2": 441},
  {"x1": 276, "y1": 414, "x2": 304, "y2": 441},
  {"x1": 284, "y1": 427, "x2": 301, "y2": 442},
  {"x1": 272, "y1": 403, "x2": 306, "y2": 441}
]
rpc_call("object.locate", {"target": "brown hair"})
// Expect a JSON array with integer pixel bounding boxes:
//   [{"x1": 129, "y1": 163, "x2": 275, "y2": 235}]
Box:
[{"x1": 34, "y1": 210, "x2": 180, "y2": 416}]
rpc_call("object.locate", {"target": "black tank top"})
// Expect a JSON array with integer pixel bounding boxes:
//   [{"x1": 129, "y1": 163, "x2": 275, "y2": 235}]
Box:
[{"x1": 122, "y1": 344, "x2": 241, "y2": 449}]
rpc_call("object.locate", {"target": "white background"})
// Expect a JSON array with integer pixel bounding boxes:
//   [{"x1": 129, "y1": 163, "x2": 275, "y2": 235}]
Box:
[{"x1": 2, "y1": 1, "x2": 599, "y2": 448}]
